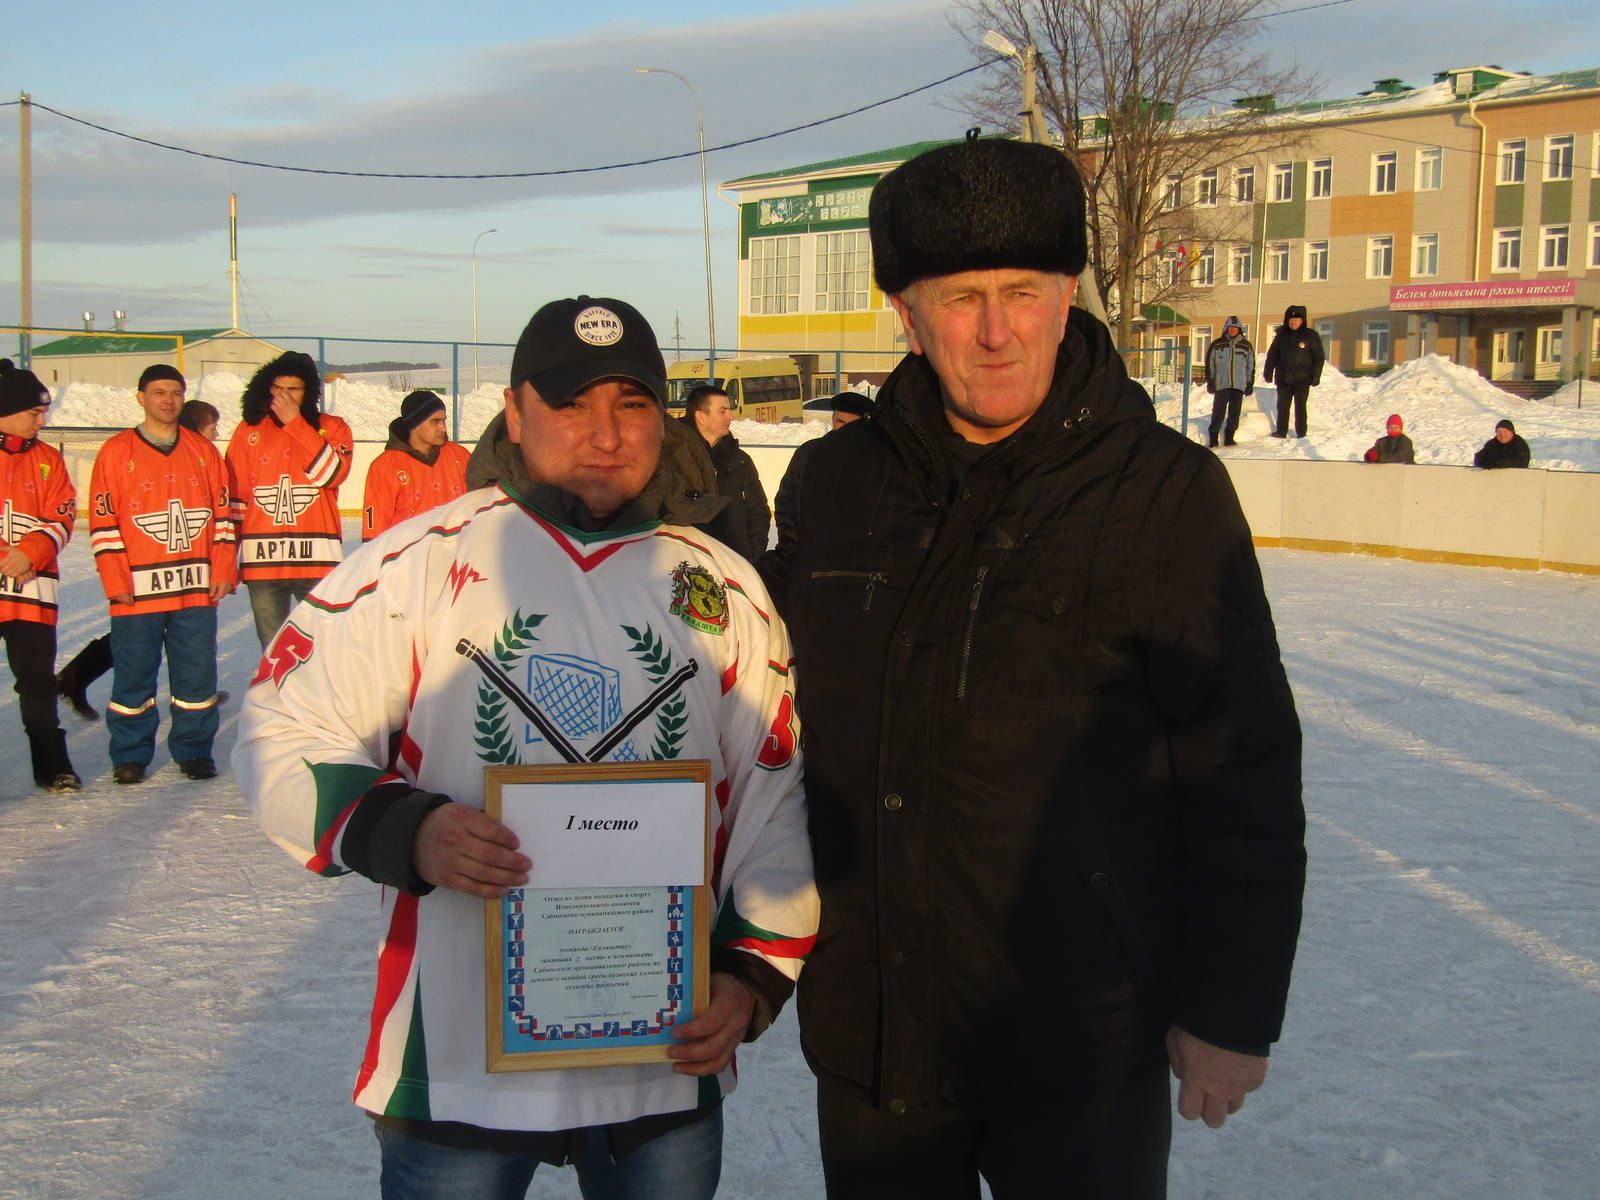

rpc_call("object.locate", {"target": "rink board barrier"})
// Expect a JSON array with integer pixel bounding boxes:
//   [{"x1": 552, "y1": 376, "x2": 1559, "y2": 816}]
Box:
[{"x1": 52, "y1": 438, "x2": 1600, "y2": 576}]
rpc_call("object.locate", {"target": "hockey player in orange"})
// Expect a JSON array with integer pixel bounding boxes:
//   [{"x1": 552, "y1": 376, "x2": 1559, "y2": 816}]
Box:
[
  {"x1": 0, "y1": 359, "x2": 80, "y2": 792},
  {"x1": 361, "y1": 389, "x2": 470, "y2": 541},
  {"x1": 225, "y1": 351, "x2": 353, "y2": 647},
  {"x1": 90, "y1": 365, "x2": 235, "y2": 784}
]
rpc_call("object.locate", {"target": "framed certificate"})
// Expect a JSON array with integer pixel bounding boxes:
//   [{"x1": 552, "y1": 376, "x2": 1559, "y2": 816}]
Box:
[{"x1": 483, "y1": 761, "x2": 712, "y2": 1072}]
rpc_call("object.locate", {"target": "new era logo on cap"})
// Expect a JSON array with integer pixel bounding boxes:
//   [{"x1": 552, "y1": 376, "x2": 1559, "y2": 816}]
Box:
[
  {"x1": 574, "y1": 306, "x2": 624, "y2": 346},
  {"x1": 510, "y1": 296, "x2": 667, "y2": 407}
]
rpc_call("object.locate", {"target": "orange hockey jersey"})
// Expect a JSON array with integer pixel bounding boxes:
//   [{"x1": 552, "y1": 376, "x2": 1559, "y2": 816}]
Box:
[
  {"x1": 90, "y1": 427, "x2": 235, "y2": 615},
  {"x1": 0, "y1": 434, "x2": 76, "y2": 626},
  {"x1": 225, "y1": 412, "x2": 353, "y2": 584},
  {"x1": 360, "y1": 439, "x2": 471, "y2": 540}
]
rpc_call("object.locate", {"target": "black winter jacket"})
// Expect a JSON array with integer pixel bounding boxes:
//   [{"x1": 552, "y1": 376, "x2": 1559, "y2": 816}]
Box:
[
  {"x1": 683, "y1": 420, "x2": 771, "y2": 557},
  {"x1": 760, "y1": 311, "x2": 1305, "y2": 1115},
  {"x1": 1263, "y1": 326, "x2": 1324, "y2": 388},
  {"x1": 1473, "y1": 434, "x2": 1530, "y2": 469},
  {"x1": 1367, "y1": 434, "x2": 1415, "y2": 464}
]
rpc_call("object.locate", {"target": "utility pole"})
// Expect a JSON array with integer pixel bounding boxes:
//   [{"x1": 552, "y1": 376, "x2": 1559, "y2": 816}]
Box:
[
  {"x1": 229, "y1": 194, "x2": 241, "y2": 331},
  {"x1": 19, "y1": 93, "x2": 32, "y2": 366},
  {"x1": 987, "y1": 36, "x2": 1110, "y2": 327}
]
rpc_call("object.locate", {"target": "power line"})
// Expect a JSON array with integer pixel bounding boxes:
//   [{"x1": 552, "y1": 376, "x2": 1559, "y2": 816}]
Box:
[{"x1": 4, "y1": 62, "x2": 997, "y2": 181}]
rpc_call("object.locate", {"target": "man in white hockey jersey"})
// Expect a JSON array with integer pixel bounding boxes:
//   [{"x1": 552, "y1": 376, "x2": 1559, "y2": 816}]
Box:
[{"x1": 236, "y1": 295, "x2": 818, "y2": 1200}]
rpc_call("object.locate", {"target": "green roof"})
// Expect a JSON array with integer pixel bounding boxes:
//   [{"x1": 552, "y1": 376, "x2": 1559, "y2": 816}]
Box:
[
  {"x1": 31, "y1": 328, "x2": 229, "y2": 356},
  {"x1": 724, "y1": 138, "x2": 967, "y2": 187}
]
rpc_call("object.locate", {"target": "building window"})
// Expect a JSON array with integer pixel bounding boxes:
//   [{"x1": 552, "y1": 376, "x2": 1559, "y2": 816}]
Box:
[
  {"x1": 1498, "y1": 139, "x2": 1525, "y2": 184},
  {"x1": 1315, "y1": 319, "x2": 1334, "y2": 348},
  {"x1": 1155, "y1": 253, "x2": 1179, "y2": 290},
  {"x1": 1162, "y1": 173, "x2": 1182, "y2": 210},
  {"x1": 1546, "y1": 134, "x2": 1574, "y2": 181},
  {"x1": 1371, "y1": 152, "x2": 1397, "y2": 194},
  {"x1": 1541, "y1": 225, "x2": 1569, "y2": 270},
  {"x1": 1367, "y1": 235, "x2": 1393, "y2": 279},
  {"x1": 1310, "y1": 158, "x2": 1332, "y2": 199},
  {"x1": 1270, "y1": 162, "x2": 1293, "y2": 202},
  {"x1": 1590, "y1": 222, "x2": 1600, "y2": 269},
  {"x1": 1416, "y1": 146, "x2": 1442, "y2": 191},
  {"x1": 1412, "y1": 233, "x2": 1439, "y2": 277},
  {"x1": 1267, "y1": 241, "x2": 1290, "y2": 282},
  {"x1": 1190, "y1": 326, "x2": 1212, "y2": 364},
  {"x1": 1363, "y1": 321, "x2": 1391, "y2": 365},
  {"x1": 1304, "y1": 240, "x2": 1329, "y2": 281},
  {"x1": 1196, "y1": 168, "x2": 1218, "y2": 207},
  {"x1": 814, "y1": 230, "x2": 871, "y2": 312},
  {"x1": 1192, "y1": 246, "x2": 1216, "y2": 286},
  {"x1": 1493, "y1": 228, "x2": 1522, "y2": 271},
  {"x1": 749, "y1": 235, "x2": 801, "y2": 314},
  {"x1": 1230, "y1": 244, "x2": 1253, "y2": 285},
  {"x1": 1233, "y1": 165, "x2": 1255, "y2": 205}
]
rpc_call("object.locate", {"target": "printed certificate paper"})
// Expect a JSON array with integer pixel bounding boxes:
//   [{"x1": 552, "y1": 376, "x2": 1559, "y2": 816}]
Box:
[{"x1": 483, "y1": 762, "x2": 712, "y2": 1071}]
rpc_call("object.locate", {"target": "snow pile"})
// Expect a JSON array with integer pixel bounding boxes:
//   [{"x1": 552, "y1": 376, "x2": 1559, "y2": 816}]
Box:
[{"x1": 1145, "y1": 353, "x2": 1600, "y2": 471}]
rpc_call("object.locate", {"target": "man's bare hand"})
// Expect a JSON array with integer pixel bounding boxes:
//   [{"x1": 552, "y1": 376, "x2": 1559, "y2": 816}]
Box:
[
  {"x1": 667, "y1": 973, "x2": 755, "y2": 1076},
  {"x1": 1166, "y1": 1026, "x2": 1268, "y2": 1130},
  {"x1": 208, "y1": 580, "x2": 232, "y2": 603},
  {"x1": 270, "y1": 392, "x2": 302, "y2": 426},
  {"x1": 413, "y1": 802, "x2": 530, "y2": 898},
  {"x1": 0, "y1": 547, "x2": 32, "y2": 579}
]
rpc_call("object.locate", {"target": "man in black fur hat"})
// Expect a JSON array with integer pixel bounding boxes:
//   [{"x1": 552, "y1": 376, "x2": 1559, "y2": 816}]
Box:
[
  {"x1": 760, "y1": 135, "x2": 1305, "y2": 1198},
  {"x1": 225, "y1": 351, "x2": 354, "y2": 647}
]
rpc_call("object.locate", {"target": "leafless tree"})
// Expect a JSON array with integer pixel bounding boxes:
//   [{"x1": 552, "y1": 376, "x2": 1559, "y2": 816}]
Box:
[{"x1": 954, "y1": 0, "x2": 1317, "y2": 348}]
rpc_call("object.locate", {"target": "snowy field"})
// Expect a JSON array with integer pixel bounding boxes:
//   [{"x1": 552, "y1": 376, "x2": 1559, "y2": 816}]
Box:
[
  {"x1": 2, "y1": 531, "x2": 1598, "y2": 1199},
  {"x1": 44, "y1": 352, "x2": 1600, "y2": 472}
]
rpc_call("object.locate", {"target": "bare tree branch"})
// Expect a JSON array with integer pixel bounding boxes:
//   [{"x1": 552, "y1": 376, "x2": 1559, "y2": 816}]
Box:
[{"x1": 952, "y1": 0, "x2": 1320, "y2": 347}]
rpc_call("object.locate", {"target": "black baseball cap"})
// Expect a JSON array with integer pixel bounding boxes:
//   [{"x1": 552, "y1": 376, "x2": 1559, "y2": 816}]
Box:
[{"x1": 509, "y1": 296, "x2": 667, "y2": 407}]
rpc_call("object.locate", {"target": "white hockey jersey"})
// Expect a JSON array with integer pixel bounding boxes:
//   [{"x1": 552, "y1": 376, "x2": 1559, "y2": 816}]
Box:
[{"x1": 235, "y1": 485, "x2": 818, "y2": 1132}]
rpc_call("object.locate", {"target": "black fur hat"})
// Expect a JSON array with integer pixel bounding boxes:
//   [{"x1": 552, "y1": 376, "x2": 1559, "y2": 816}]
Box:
[
  {"x1": 1283, "y1": 305, "x2": 1308, "y2": 324},
  {"x1": 869, "y1": 133, "x2": 1088, "y2": 295},
  {"x1": 0, "y1": 358, "x2": 50, "y2": 418},
  {"x1": 242, "y1": 351, "x2": 322, "y2": 428}
]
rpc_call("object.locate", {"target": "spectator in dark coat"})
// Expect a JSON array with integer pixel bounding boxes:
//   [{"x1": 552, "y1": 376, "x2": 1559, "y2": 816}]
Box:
[
  {"x1": 772, "y1": 392, "x2": 875, "y2": 563},
  {"x1": 1203, "y1": 316, "x2": 1253, "y2": 447},
  {"x1": 1364, "y1": 413, "x2": 1415, "y2": 464},
  {"x1": 681, "y1": 385, "x2": 771, "y2": 556},
  {"x1": 1474, "y1": 418, "x2": 1531, "y2": 469},
  {"x1": 1262, "y1": 305, "x2": 1324, "y2": 438}
]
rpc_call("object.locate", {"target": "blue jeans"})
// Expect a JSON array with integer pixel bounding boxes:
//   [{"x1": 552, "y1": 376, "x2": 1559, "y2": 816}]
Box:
[
  {"x1": 246, "y1": 580, "x2": 316, "y2": 649},
  {"x1": 107, "y1": 606, "x2": 219, "y2": 767},
  {"x1": 374, "y1": 1108, "x2": 723, "y2": 1200}
]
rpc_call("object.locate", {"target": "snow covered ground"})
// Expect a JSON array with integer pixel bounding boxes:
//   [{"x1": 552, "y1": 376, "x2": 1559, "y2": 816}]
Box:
[
  {"x1": 2, "y1": 534, "x2": 1598, "y2": 1199},
  {"x1": 44, "y1": 353, "x2": 1600, "y2": 473}
]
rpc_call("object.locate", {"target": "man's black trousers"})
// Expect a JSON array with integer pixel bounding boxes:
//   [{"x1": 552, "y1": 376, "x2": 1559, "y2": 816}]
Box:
[
  {"x1": 815, "y1": 1063, "x2": 1171, "y2": 1199},
  {"x1": 1275, "y1": 383, "x2": 1310, "y2": 437}
]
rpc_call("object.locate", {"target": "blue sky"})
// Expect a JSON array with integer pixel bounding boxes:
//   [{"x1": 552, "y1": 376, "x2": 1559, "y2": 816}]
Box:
[{"x1": 1, "y1": 0, "x2": 1593, "y2": 351}]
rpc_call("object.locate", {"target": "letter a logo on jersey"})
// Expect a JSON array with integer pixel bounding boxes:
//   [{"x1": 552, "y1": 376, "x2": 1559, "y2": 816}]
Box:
[
  {"x1": 131, "y1": 498, "x2": 211, "y2": 552},
  {"x1": 254, "y1": 475, "x2": 319, "y2": 527}
]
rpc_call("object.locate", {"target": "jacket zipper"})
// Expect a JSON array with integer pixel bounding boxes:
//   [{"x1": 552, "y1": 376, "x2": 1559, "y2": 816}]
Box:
[
  {"x1": 809, "y1": 569, "x2": 888, "y2": 611},
  {"x1": 955, "y1": 564, "x2": 989, "y2": 700}
]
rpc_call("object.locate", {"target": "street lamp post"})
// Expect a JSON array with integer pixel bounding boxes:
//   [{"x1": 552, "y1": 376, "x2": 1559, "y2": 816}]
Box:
[
  {"x1": 635, "y1": 67, "x2": 716, "y2": 370},
  {"x1": 472, "y1": 227, "x2": 498, "y2": 392}
]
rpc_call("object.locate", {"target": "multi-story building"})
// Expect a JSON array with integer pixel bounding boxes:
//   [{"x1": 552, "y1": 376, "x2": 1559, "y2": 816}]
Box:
[{"x1": 721, "y1": 65, "x2": 1599, "y2": 389}]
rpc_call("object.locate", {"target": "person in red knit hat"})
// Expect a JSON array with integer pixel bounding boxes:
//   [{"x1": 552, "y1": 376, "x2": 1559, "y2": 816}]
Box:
[{"x1": 1364, "y1": 413, "x2": 1415, "y2": 463}]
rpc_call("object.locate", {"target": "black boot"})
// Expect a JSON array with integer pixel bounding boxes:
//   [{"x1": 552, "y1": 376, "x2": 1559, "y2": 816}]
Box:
[
  {"x1": 1207, "y1": 434, "x2": 1219, "y2": 448},
  {"x1": 29, "y1": 729, "x2": 81, "y2": 793},
  {"x1": 56, "y1": 635, "x2": 111, "y2": 721}
]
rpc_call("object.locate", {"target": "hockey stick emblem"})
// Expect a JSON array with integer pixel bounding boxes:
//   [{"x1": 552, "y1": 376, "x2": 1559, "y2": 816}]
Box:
[{"x1": 456, "y1": 637, "x2": 698, "y2": 764}]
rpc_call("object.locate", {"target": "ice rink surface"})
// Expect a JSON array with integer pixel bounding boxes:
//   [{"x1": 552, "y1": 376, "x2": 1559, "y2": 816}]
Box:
[{"x1": 2, "y1": 532, "x2": 1596, "y2": 1199}]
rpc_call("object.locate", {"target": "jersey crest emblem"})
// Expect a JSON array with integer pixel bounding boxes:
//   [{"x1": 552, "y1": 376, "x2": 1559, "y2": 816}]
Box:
[
  {"x1": 254, "y1": 474, "x2": 320, "y2": 526},
  {"x1": 131, "y1": 499, "x2": 212, "y2": 553},
  {"x1": 668, "y1": 562, "x2": 728, "y2": 636}
]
